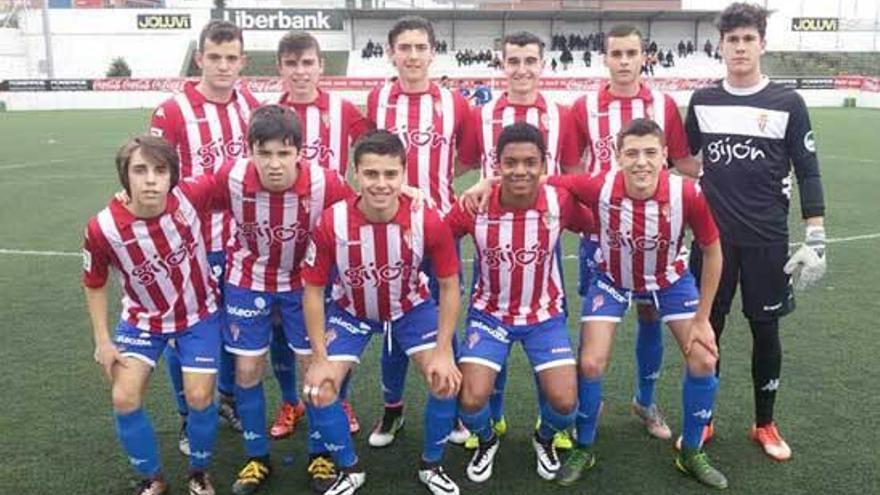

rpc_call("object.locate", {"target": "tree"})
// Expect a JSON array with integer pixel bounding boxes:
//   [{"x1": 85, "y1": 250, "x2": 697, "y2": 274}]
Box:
[{"x1": 106, "y1": 57, "x2": 132, "y2": 78}]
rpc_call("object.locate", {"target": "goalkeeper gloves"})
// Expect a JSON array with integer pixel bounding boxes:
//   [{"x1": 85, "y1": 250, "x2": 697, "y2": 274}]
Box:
[{"x1": 784, "y1": 224, "x2": 826, "y2": 290}]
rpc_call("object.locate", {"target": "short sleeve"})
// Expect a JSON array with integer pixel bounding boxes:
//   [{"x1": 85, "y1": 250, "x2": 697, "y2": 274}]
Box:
[
  {"x1": 557, "y1": 105, "x2": 583, "y2": 171},
  {"x1": 150, "y1": 100, "x2": 180, "y2": 146},
  {"x1": 300, "y1": 213, "x2": 336, "y2": 286},
  {"x1": 684, "y1": 181, "x2": 720, "y2": 247},
  {"x1": 82, "y1": 219, "x2": 111, "y2": 289},
  {"x1": 442, "y1": 202, "x2": 475, "y2": 239},
  {"x1": 423, "y1": 208, "x2": 460, "y2": 278},
  {"x1": 456, "y1": 107, "x2": 482, "y2": 169},
  {"x1": 344, "y1": 100, "x2": 374, "y2": 143},
  {"x1": 663, "y1": 94, "x2": 690, "y2": 160},
  {"x1": 323, "y1": 169, "x2": 357, "y2": 207}
]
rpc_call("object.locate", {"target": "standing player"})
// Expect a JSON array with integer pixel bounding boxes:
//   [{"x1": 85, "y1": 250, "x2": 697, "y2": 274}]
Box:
[
  {"x1": 448, "y1": 123, "x2": 589, "y2": 483},
  {"x1": 274, "y1": 30, "x2": 373, "y2": 490},
  {"x1": 457, "y1": 30, "x2": 581, "y2": 450},
  {"x1": 150, "y1": 20, "x2": 260, "y2": 452},
  {"x1": 569, "y1": 24, "x2": 697, "y2": 442},
  {"x1": 365, "y1": 15, "x2": 472, "y2": 448},
  {"x1": 83, "y1": 136, "x2": 223, "y2": 495},
  {"x1": 301, "y1": 130, "x2": 463, "y2": 495},
  {"x1": 684, "y1": 3, "x2": 826, "y2": 461},
  {"x1": 211, "y1": 105, "x2": 357, "y2": 495}
]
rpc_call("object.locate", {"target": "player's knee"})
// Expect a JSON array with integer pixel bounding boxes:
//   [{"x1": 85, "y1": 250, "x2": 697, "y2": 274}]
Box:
[
  {"x1": 579, "y1": 355, "x2": 607, "y2": 379},
  {"x1": 111, "y1": 384, "x2": 141, "y2": 413},
  {"x1": 184, "y1": 385, "x2": 214, "y2": 410},
  {"x1": 459, "y1": 381, "x2": 489, "y2": 413},
  {"x1": 686, "y1": 348, "x2": 717, "y2": 376},
  {"x1": 235, "y1": 358, "x2": 265, "y2": 387},
  {"x1": 547, "y1": 392, "x2": 577, "y2": 415}
]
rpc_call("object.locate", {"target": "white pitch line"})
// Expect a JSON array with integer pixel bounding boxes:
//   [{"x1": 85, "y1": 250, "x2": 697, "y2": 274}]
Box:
[{"x1": 2, "y1": 233, "x2": 878, "y2": 261}]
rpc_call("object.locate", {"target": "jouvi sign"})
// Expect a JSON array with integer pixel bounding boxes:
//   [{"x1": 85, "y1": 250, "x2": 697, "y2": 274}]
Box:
[
  {"x1": 212, "y1": 9, "x2": 344, "y2": 31},
  {"x1": 137, "y1": 14, "x2": 192, "y2": 30},
  {"x1": 791, "y1": 17, "x2": 839, "y2": 32}
]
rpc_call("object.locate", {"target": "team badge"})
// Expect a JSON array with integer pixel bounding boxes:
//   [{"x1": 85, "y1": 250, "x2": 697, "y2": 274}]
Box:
[
  {"x1": 660, "y1": 204, "x2": 670, "y2": 219},
  {"x1": 230, "y1": 322, "x2": 241, "y2": 341},
  {"x1": 645, "y1": 104, "x2": 655, "y2": 120},
  {"x1": 467, "y1": 331, "x2": 480, "y2": 349},
  {"x1": 173, "y1": 209, "x2": 189, "y2": 227},
  {"x1": 402, "y1": 228, "x2": 414, "y2": 251},
  {"x1": 540, "y1": 113, "x2": 550, "y2": 129},
  {"x1": 254, "y1": 297, "x2": 267, "y2": 310},
  {"x1": 542, "y1": 212, "x2": 559, "y2": 229},
  {"x1": 757, "y1": 113, "x2": 768, "y2": 133},
  {"x1": 324, "y1": 329, "x2": 337, "y2": 347},
  {"x1": 321, "y1": 112, "x2": 330, "y2": 128},
  {"x1": 434, "y1": 101, "x2": 443, "y2": 117},
  {"x1": 591, "y1": 294, "x2": 605, "y2": 313}
]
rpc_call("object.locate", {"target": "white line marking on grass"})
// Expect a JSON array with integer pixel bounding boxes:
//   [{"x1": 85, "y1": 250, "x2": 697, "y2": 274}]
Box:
[
  {"x1": 2, "y1": 233, "x2": 878, "y2": 260},
  {"x1": 824, "y1": 155, "x2": 880, "y2": 164}
]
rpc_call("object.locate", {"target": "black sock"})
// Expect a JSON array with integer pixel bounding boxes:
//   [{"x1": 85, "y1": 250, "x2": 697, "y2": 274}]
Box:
[
  {"x1": 750, "y1": 318, "x2": 782, "y2": 426},
  {"x1": 709, "y1": 310, "x2": 727, "y2": 378}
]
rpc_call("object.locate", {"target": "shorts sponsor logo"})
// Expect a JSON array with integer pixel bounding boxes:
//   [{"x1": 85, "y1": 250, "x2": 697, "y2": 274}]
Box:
[
  {"x1": 116, "y1": 335, "x2": 152, "y2": 347},
  {"x1": 683, "y1": 299, "x2": 699, "y2": 307},
  {"x1": 227, "y1": 304, "x2": 271, "y2": 319},
  {"x1": 550, "y1": 347, "x2": 571, "y2": 354},
  {"x1": 471, "y1": 319, "x2": 509, "y2": 343},
  {"x1": 329, "y1": 315, "x2": 370, "y2": 335},
  {"x1": 596, "y1": 279, "x2": 628, "y2": 304},
  {"x1": 194, "y1": 357, "x2": 215, "y2": 363}
]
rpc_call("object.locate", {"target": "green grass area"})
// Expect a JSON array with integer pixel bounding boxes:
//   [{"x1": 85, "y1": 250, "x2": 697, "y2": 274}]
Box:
[{"x1": 1, "y1": 108, "x2": 879, "y2": 494}]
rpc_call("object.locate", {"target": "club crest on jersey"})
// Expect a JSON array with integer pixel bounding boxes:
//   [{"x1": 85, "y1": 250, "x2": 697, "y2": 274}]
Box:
[
  {"x1": 540, "y1": 113, "x2": 550, "y2": 129},
  {"x1": 542, "y1": 212, "x2": 560, "y2": 230},
  {"x1": 660, "y1": 204, "x2": 670, "y2": 219},
  {"x1": 172, "y1": 209, "x2": 190, "y2": 228},
  {"x1": 321, "y1": 112, "x2": 330, "y2": 128},
  {"x1": 467, "y1": 331, "x2": 480, "y2": 349},
  {"x1": 757, "y1": 113, "x2": 768, "y2": 133},
  {"x1": 591, "y1": 294, "x2": 605, "y2": 312},
  {"x1": 230, "y1": 322, "x2": 241, "y2": 341}
]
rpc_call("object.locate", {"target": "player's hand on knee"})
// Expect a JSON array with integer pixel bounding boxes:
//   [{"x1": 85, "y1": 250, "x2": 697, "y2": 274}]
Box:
[
  {"x1": 303, "y1": 359, "x2": 337, "y2": 407},
  {"x1": 684, "y1": 318, "x2": 719, "y2": 359},
  {"x1": 94, "y1": 341, "x2": 126, "y2": 382},
  {"x1": 784, "y1": 225, "x2": 826, "y2": 291},
  {"x1": 425, "y1": 351, "x2": 462, "y2": 398}
]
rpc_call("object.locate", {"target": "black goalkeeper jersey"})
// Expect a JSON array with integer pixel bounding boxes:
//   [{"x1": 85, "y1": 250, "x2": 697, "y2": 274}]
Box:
[{"x1": 685, "y1": 79, "x2": 825, "y2": 246}]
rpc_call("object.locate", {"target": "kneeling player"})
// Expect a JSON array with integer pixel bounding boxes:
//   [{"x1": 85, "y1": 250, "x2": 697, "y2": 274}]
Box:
[
  {"x1": 301, "y1": 130, "x2": 463, "y2": 495},
  {"x1": 446, "y1": 123, "x2": 590, "y2": 483},
  {"x1": 83, "y1": 136, "x2": 222, "y2": 495}
]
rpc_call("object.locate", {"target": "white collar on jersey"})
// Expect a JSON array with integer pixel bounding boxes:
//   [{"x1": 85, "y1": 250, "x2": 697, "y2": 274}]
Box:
[{"x1": 722, "y1": 75, "x2": 770, "y2": 96}]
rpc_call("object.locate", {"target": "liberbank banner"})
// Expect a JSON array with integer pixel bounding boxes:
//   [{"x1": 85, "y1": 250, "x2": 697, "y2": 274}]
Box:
[{"x1": 211, "y1": 9, "x2": 344, "y2": 31}]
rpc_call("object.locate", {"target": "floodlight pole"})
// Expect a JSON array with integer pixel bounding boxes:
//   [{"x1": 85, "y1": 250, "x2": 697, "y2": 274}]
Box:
[{"x1": 41, "y1": 0, "x2": 54, "y2": 79}]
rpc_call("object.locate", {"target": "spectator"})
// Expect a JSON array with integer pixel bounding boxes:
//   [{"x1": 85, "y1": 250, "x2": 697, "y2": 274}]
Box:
[
  {"x1": 666, "y1": 50, "x2": 675, "y2": 67},
  {"x1": 704, "y1": 39, "x2": 713, "y2": 57},
  {"x1": 583, "y1": 49, "x2": 592, "y2": 67},
  {"x1": 551, "y1": 58, "x2": 558, "y2": 72}
]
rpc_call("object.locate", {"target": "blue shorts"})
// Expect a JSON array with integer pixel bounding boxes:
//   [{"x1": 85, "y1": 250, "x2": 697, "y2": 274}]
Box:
[
  {"x1": 223, "y1": 284, "x2": 306, "y2": 356},
  {"x1": 577, "y1": 236, "x2": 601, "y2": 297},
  {"x1": 581, "y1": 272, "x2": 700, "y2": 323},
  {"x1": 114, "y1": 313, "x2": 221, "y2": 373},
  {"x1": 458, "y1": 310, "x2": 576, "y2": 373},
  {"x1": 324, "y1": 301, "x2": 440, "y2": 363}
]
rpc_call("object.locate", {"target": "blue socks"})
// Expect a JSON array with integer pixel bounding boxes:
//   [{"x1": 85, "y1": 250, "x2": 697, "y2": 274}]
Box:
[
  {"x1": 235, "y1": 383, "x2": 269, "y2": 457},
  {"x1": 115, "y1": 408, "x2": 161, "y2": 477},
  {"x1": 186, "y1": 403, "x2": 218, "y2": 470},
  {"x1": 682, "y1": 372, "x2": 718, "y2": 450},
  {"x1": 423, "y1": 395, "x2": 457, "y2": 463},
  {"x1": 163, "y1": 346, "x2": 188, "y2": 416},
  {"x1": 304, "y1": 405, "x2": 324, "y2": 455},
  {"x1": 635, "y1": 318, "x2": 663, "y2": 408},
  {"x1": 490, "y1": 364, "x2": 508, "y2": 423},
  {"x1": 218, "y1": 347, "x2": 236, "y2": 398},
  {"x1": 381, "y1": 340, "x2": 408, "y2": 406},
  {"x1": 270, "y1": 324, "x2": 298, "y2": 405},
  {"x1": 459, "y1": 404, "x2": 493, "y2": 442},
  {"x1": 538, "y1": 401, "x2": 576, "y2": 442},
  {"x1": 575, "y1": 376, "x2": 603, "y2": 448},
  {"x1": 309, "y1": 401, "x2": 357, "y2": 468}
]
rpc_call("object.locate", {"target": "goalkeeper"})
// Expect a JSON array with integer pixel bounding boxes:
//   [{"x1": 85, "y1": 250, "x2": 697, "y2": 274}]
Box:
[{"x1": 683, "y1": 2, "x2": 826, "y2": 464}]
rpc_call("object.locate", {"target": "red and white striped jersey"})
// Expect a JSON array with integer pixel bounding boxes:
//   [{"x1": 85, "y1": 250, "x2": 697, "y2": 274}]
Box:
[
  {"x1": 279, "y1": 89, "x2": 373, "y2": 178},
  {"x1": 571, "y1": 84, "x2": 689, "y2": 177},
  {"x1": 302, "y1": 196, "x2": 459, "y2": 322},
  {"x1": 549, "y1": 170, "x2": 719, "y2": 292},
  {"x1": 82, "y1": 181, "x2": 219, "y2": 333},
  {"x1": 444, "y1": 184, "x2": 593, "y2": 325},
  {"x1": 215, "y1": 158, "x2": 353, "y2": 293},
  {"x1": 458, "y1": 92, "x2": 581, "y2": 178},
  {"x1": 366, "y1": 81, "x2": 472, "y2": 213},
  {"x1": 151, "y1": 81, "x2": 261, "y2": 252}
]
